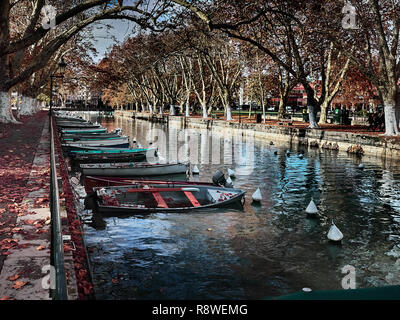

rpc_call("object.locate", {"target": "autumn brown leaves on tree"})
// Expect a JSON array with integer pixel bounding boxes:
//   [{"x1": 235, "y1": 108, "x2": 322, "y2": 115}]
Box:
[
  {"x1": 1, "y1": 0, "x2": 399, "y2": 135},
  {"x1": 0, "y1": 0, "x2": 178, "y2": 123}
]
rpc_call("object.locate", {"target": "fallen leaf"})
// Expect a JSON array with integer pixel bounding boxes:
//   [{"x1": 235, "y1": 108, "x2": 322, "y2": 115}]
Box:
[
  {"x1": 0, "y1": 296, "x2": 14, "y2": 300},
  {"x1": 36, "y1": 245, "x2": 46, "y2": 251},
  {"x1": 24, "y1": 220, "x2": 36, "y2": 225},
  {"x1": 12, "y1": 281, "x2": 29, "y2": 290},
  {"x1": 8, "y1": 274, "x2": 20, "y2": 281}
]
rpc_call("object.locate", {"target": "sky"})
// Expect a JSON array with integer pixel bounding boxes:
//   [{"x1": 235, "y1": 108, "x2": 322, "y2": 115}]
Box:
[{"x1": 90, "y1": 19, "x2": 137, "y2": 62}]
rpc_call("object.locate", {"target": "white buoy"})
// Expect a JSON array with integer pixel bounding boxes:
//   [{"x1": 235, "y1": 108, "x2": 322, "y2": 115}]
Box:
[
  {"x1": 327, "y1": 221, "x2": 343, "y2": 242},
  {"x1": 286, "y1": 150, "x2": 290, "y2": 156},
  {"x1": 299, "y1": 154, "x2": 304, "y2": 159},
  {"x1": 252, "y1": 188, "x2": 262, "y2": 202},
  {"x1": 270, "y1": 141, "x2": 274, "y2": 145},
  {"x1": 226, "y1": 176, "x2": 233, "y2": 187},
  {"x1": 306, "y1": 198, "x2": 318, "y2": 216},
  {"x1": 227, "y1": 168, "x2": 236, "y2": 178},
  {"x1": 358, "y1": 163, "x2": 365, "y2": 169},
  {"x1": 133, "y1": 137, "x2": 137, "y2": 143},
  {"x1": 192, "y1": 165, "x2": 200, "y2": 174}
]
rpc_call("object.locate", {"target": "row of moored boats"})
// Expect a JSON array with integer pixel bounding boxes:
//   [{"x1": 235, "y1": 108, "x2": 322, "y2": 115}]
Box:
[{"x1": 55, "y1": 113, "x2": 246, "y2": 215}]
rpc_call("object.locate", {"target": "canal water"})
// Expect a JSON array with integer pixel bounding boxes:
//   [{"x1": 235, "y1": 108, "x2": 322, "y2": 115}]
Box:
[{"x1": 79, "y1": 113, "x2": 400, "y2": 299}]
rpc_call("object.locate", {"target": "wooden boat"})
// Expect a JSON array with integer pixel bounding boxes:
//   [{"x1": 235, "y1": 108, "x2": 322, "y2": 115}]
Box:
[
  {"x1": 62, "y1": 135, "x2": 128, "y2": 142},
  {"x1": 84, "y1": 175, "x2": 215, "y2": 193},
  {"x1": 56, "y1": 122, "x2": 102, "y2": 129},
  {"x1": 80, "y1": 162, "x2": 189, "y2": 176},
  {"x1": 55, "y1": 116, "x2": 87, "y2": 122},
  {"x1": 62, "y1": 128, "x2": 108, "y2": 134},
  {"x1": 70, "y1": 148, "x2": 157, "y2": 164},
  {"x1": 88, "y1": 184, "x2": 245, "y2": 214},
  {"x1": 62, "y1": 137, "x2": 130, "y2": 150},
  {"x1": 62, "y1": 133, "x2": 121, "y2": 139},
  {"x1": 68, "y1": 146, "x2": 132, "y2": 153}
]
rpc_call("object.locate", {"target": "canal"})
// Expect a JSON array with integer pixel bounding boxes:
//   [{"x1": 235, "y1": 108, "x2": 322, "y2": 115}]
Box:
[{"x1": 79, "y1": 113, "x2": 400, "y2": 299}]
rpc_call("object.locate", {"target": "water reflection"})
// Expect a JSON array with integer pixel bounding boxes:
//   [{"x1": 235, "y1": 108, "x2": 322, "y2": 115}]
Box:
[{"x1": 80, "y1": 113, "x2": 400, "y2": 299}]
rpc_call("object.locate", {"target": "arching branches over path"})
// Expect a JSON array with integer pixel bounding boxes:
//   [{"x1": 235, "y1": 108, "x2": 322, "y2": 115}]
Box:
[{"x1": 0, "y1": 0, "x2": 180, "y2": 122}]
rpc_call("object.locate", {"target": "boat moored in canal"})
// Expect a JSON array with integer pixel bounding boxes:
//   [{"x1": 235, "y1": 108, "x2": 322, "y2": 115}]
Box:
[
  {"x1": 87, "y1": 184, "x2": 246, "y2": 214},
  {"x1": 79, "y1": 162, "x2": 189, "y2": 176}
]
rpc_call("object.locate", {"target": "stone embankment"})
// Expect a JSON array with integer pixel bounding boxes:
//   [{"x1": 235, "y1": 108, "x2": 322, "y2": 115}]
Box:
[{"x1": 116, "y1": 111, "x2": 400, "y2": 159}]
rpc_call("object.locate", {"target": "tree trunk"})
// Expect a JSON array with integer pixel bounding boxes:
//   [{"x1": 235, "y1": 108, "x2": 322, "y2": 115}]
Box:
[
  {"x1": 308, "y1": 105, "x2": 319, "y2": 128},
  {"x1": 319, "y1": 100, "x2": 329, "y2": 124},
  {"x1": 0, "y1": 91, "x2": 20, "y2": 123},
  {"x1": 278, "y1": 98, "x2": 285, "y2": 119},
  {"x1": 185, "y1": 101, "x2": 190, "y2": 117},
  {"x1": 382, "y1": 95, "x2": 399, "y2": 136},
  {"x1": 226, "y1": 106, "x2": 232, "y2": 121},
  {"x1": 201, "y1": 103, "x2": 208, "y2": 118}
]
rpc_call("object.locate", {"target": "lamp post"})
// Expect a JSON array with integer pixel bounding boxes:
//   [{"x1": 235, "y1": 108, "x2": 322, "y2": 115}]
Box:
[{"x1": 49, "y1": 58, "x2": 67, "y2": 116}]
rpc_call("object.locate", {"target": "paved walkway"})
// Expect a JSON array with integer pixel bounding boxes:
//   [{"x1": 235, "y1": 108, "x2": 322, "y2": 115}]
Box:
[
  {"x1": 0, "y1": 112, "x2": 77, "y2": 300},
  {"x1": 0, "y1": 113, "x2": 51, "y2": 299}
]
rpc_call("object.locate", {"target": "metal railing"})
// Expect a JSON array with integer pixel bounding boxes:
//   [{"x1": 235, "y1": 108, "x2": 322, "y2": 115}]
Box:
[{"x1": 49, "y1": 113, "x2": 68, "y2": 300}]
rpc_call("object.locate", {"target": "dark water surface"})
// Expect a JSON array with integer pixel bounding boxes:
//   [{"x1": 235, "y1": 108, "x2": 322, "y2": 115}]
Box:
[{"x1": 79, "y1": 113, "x2": 400, "y2": 300}]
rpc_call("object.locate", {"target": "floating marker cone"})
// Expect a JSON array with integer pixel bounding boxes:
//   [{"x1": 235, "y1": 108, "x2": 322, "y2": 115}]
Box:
[
  {"x1": 327, "y1": 221, "x2": 343, "y2": 242},
  {"x1": 227, "y1": 168, "x2": 236, "y2": 178},
  {"x1": 252, "y1": 188, "x2": 262, "y2": 202},
  {"x1": 306, "y1": 198, "x2": 318, "y2": 216},
  {"x1": 192, "y1": 165, "x2": 200, "y2": 174}
]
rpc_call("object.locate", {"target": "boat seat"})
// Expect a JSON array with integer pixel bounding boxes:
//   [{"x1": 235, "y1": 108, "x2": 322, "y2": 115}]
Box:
[
  {"x1": 152, "y1": 192, "x2": 168, "y2": 208},
  {"x1": 184, "y1": 191, "x2": 201, "y2": 207}
]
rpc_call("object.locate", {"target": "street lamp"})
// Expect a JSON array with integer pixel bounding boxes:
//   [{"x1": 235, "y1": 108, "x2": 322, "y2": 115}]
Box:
[{"x1": 50, "y1": 58, "x2": 67, "y2": 115}]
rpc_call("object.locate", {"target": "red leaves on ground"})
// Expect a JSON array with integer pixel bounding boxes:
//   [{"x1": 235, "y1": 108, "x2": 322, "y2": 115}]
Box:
[
  {"x1": 0, "y1": 238, "x2": 19, "y2": 251},
  {"x1": 8, "y1": 274, "x2": 20, "y2": 281},
  {"x1": 34, "y1": 196, "x2": 49, "y2": 208},
  {"x1": 51, "y1": 119, "x2": 94, "y2": 299},
  {"x1": 12, "y1": 281, "x2": 29, "y2": 290}
]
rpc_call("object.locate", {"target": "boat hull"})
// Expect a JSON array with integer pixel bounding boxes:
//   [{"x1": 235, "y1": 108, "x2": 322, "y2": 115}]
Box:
[
  {"x1": 89, "y1": 185, "x2": 245, "y2": 215},
  {"x1": 80, "y1": 163, "x2": 189, "y2": 176},
  {"x1": 62, "y1": 128, "x2": 108, "y2": 134},
  {"x1": 84, "y1": 175, "x2": 214, "y2": 193}
]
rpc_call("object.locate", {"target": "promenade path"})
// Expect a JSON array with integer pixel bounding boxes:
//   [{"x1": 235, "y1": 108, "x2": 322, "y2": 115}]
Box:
[{"x1": 0, "y1": 112, "x2": 79, "y2": 300}]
